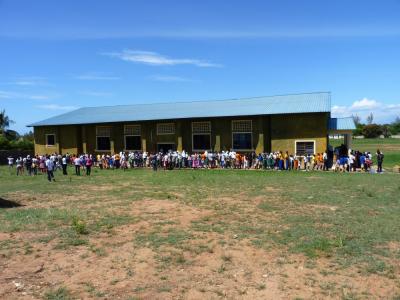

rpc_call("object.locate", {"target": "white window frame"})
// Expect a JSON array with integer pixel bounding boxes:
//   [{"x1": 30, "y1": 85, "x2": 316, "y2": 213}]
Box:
[
  {"x1": 295, "y1": 139, "x2": 316, "y2": 155},
  {"x1": 157, "y1": 123, "x2": 175, "y2": 135},
  {"x1": 96, "y1": 126, "x2": 111, "y2": 152},
  {"x1": 231, "y1": 120, "x2": 253, "y2": 151},
  {"x1": 124, "y1": 125, "x2": 141, "y2": 151},
  {"x1": 45, "y1": 133, "x2": 56, "y2": 147},
  {"x1": 192, "y1": 121, "x2": 212, "y2": 152}
]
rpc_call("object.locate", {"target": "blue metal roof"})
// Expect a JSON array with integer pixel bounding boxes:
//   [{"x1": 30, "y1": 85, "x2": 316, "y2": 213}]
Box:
[
  {"x1": 329, "y1": 117, "x2": 356, "y2": 131},
  {"x1": 29, "y1": 92, "x2": 331, "y2": 127}
]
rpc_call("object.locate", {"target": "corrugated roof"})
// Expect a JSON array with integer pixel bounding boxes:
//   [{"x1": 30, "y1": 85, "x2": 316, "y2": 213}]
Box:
[
  {"x1": 329, "y1": 117, "x2": 356, "y2": 131},
  {"x1": 29, "y1": 92, "x2": 331, "y2": 127}
]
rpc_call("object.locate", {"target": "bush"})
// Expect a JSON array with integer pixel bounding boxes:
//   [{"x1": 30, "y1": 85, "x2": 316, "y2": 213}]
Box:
[
  {"x1": 72, "y1": 217, "x2": 88, "y2": 235},
  {"x1": 362, "y1": 124, "x2": 383, "y2": 138},
  {"x1": 0, "y1": 136, "x2": 10, "y2": 149}
]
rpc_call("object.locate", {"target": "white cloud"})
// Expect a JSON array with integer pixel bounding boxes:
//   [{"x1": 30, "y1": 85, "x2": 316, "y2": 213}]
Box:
[
  {"x1": 149, "y1": 75, "x2": 195, "y2": 82},
  {"x1": 75, "y1": 72, "x2": 120, "y2": 80},
  {"x1": 36, "y1": 104, "x2": 78, "y2": 111},
  {"x1": 332, "y1": 98, "x2": 400, "y2": 123},
  {"x1": 104, "y1": 50, "x2": 222, "y2": 67},
  {"x1": 350, "y1": 98, "x2": 380, "y2": 110},
  {"x1": 0, "y1": 90, "x2": 52, "y2": 101},
  {"x1": 2, "y1": 76, "x2": 48, "y2": 86}
]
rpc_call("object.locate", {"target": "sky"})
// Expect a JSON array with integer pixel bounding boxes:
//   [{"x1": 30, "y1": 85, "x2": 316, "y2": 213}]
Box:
[{"x1": 1, "y1": 0, "x2": 400, "y2": 133}]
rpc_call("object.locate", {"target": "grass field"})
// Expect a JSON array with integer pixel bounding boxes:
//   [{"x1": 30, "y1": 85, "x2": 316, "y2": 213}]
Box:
[
  {"x1": 1, "y1": 166, "x2": 400, "y2": 299},
  {"x1": 329, "y1": 137, "x2": 400, "y2": 169}
]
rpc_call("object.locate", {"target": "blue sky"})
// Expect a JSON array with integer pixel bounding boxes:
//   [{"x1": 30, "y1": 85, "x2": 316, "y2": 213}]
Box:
[{"x1": 1, "y1": 0, "x2": 400, "y2": 133}]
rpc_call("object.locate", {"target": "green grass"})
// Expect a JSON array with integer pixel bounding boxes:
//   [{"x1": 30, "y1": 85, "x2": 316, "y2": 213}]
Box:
[
  {"x1": 0, "y1": 164, "x2": 400, "y2": 297},
  {"x1": 329, "y1": 137, "x2": 400, "y2": 168}
]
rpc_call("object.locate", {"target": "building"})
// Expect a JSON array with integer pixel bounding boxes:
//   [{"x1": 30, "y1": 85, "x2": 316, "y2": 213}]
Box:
[{"x1": 29, "y1": 92, "x2": 355, "y2": 155}]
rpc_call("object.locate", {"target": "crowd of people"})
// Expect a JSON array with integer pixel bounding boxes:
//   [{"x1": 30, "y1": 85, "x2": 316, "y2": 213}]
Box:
[{"x1": 5, "y1": 144, "x2": 385, "y2": 182}]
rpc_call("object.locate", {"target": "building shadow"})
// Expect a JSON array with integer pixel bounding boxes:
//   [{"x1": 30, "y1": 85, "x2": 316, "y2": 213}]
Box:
[{"x1": 0, "y1": 197, "x2": 24, "y2": 208}]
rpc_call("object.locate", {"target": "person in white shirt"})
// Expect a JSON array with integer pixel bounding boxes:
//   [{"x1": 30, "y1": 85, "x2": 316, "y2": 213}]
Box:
[
  {"x1": 45, "y1": 156, "x2": 55, "y2": 182},
  {"x1": 62, "y1": 156, "x2": 68, "y2": 175},
  {"x1": 74, "y1": 156, "x2": 81, "y2": 176},
  {"x1": 7, "y1": 156, "x2": 14, "y2": 171}
]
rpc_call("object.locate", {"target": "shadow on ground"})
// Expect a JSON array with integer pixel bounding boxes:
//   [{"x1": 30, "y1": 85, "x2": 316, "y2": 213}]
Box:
[{"x1": 0, "y1": 197, "x2": 24, "y2": 208}]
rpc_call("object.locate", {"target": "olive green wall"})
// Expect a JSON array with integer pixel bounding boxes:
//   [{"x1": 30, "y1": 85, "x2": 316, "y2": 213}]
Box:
[
  {"x1": 33, "y1": 113, "x2": 328, "y2": 155},
  {"x1": 270, "y1": 113, "x2": 329, "y2": 154}
]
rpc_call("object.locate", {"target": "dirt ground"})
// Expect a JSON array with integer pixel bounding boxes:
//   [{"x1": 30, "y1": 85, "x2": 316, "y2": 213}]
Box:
[{"x1": 1, "y1": 189, "x2": 399, "y2": 300}]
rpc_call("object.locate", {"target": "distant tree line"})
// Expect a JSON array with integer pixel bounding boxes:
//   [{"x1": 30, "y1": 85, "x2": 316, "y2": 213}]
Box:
[
  {"x1": 352, "y1": 113, "x2": 400, "y2": 138},
  {"x1": 0, "y1": 109, "x2": 34, "y2": 150}
]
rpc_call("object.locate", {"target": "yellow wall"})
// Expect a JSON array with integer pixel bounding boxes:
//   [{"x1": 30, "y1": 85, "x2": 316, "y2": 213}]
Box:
[
  {"x1": 33, "y1": 113, "x2": 329, "y2": 155},
  {"x1": 270, "y1": 113, "x2": 328, "y2": 154}
]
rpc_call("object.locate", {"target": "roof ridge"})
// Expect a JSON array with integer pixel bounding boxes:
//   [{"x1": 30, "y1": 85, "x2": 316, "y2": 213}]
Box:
[{"x1": 81, "y1": 91, "x2": 331, "y2": 109}]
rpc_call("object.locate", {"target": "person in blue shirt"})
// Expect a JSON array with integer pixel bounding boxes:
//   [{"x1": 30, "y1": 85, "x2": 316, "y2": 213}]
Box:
[{"x1": 360, "y1": 153, "x2": 366, "y2": 171}]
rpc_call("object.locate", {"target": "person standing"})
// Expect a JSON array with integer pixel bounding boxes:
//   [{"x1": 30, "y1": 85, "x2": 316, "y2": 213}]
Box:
[
  {"x1": 62, "y1": 155, "x2": 68, "y2": 175},
  {"x1": 86, "y1": 155, "x2": 93, "y2": 176},
  {"x1": 16, "y1": 157, "x2": 23, "y2": 175},
  {"x1": 26, "y1": 155, "x2": 33, "y2": 176},
  {"x1": 376, "y1": 149, "x2": 384, "y2": 173},
  {"x1": 7, "y1": 156, "x2": 14, "y2": 173},
  {"x1": 74, "y1": 156, "x2": 81, "y2": 175},
  {"x1": 45, "y1": 156, "x2": 55, "y2": 182}
]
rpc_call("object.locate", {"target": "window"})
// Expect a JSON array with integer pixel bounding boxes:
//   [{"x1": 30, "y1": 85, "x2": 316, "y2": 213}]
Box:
[
  {"x1": 192, "y1": 121, "x2": 211, "y2": 151},
  {"x1": 157, "y1": 123, "x2": 175, "y2": 135},
  {"x1": 96, "y1": 126, "x2": 111, "y2": 151},
  {"x1": 124, "y1": 125, "x2": 141, "y2": 150},
  {"x1": 124, "y1": 125, "x2": 141, "y2": 136},
  {"x1": 232, "y1": 120, "x2": 252, "y2": 150},
  {"x1": 46, "y1": 134, "x2": 55, "y2": 146},
  {"x1": 295, "y1": 141, "x2": 315, "y2": 155},
  {"x1": 125, "y1": 136, "x2": 141, "y2": 150}
]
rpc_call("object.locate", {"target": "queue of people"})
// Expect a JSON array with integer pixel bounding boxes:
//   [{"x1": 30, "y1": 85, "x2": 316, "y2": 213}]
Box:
[{"x1": 6, "y1": 144, "x2": 384, "y2": 182}]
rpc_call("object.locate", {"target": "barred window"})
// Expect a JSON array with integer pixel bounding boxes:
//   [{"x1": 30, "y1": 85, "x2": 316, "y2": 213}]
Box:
[
  {"x1": 157, "y1": 123, "x2": 175, "y2": 135},
  {"x1": 124, "y1": 125, "x2": 141, "y2": 135},
  {"x1": 192, "y1": 121, "x2": 211, "y2": 133},
  {"x1": 296, "y1": 141, "x2": 315, "y2": 155},
  {"x1": 232, "y1": 120, "x2": 252, "y2": 132},
  {"x1": 96, "y1": 126, "x2": 111, "y2": 137}
]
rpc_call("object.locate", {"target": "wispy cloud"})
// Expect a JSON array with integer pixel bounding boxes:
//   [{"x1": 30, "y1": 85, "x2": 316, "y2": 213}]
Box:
[
  {"x1": 332, "y1": 98, "x2": 400, "y2": 123},
  {"x1": 75, "y1": 72, "x2": 120, "y2": 80},
  {"x1": 104, "y1": 50, "x2": 222, "y2": 67},
  {"x1": 149, "y1": 75, "x2": 196, "y2": 82},
  {"x1": 0, "y1": 90, "x2": 53, "y2": 101},
  {"x1": 1, "y1": 76, "x2": 48, "y2": 86},
  {"x1": 79, "y1": 91, "x2": 113, "y2": 97},
  {"x1": 36, "y1": 104, "x2": 78, "y2": 111}
]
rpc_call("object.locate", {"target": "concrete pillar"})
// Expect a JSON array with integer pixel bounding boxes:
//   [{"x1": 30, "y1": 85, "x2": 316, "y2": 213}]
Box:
[
  {"x1": 81, "y1": 126, "x2": 87, "y2": 154},
  {"x1": 142, "y1": 138, "x2": 147, "y2": 152},
  {"x1": 176, "y1": 120, "x2": 183, "y2": 151},
  {"x1": 344, "y1": 133, "x2": 352, "y2": 149},
  {"x1": 255, "y1": 133, "x2": 264, "y2": 154},
  {"x1": 110, "y1": 140, "x2": 115, "y2": 155},
  {"x1": 177, "y1": 136, "x2": 183, "y2": 152},
  {"x1": 214, "y1": 135, "x2": 221, "y2": 152}
]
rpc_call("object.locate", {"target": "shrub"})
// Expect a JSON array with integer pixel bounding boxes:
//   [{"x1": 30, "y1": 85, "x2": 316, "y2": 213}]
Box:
[
  {"x1": 362, "y1": 124, "x2": 383, "y2": 138},
  {"x1": 72, "y1": 217, "x2": 88, "y2": 235}
]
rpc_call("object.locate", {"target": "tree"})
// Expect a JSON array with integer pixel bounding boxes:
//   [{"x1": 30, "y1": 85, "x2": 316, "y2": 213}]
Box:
[
  {"x1": 352, "y1": 114, "x2": 361, "y2": 126},
  {"x1": 362, "y1": 124, "x2": 383, "y2": 138},
  {"x1": 381, "y1": 124, "x2": 392, "y2": 138},
  {"x1": 389, "y1": 116, "x2": 400, "y2": 135},
  {"x1": 0, "y1": 109, "x2": 15, "y2": 135},
  {"x1": 366, "y1": 113, "x2": 374, "y2": 125}
]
